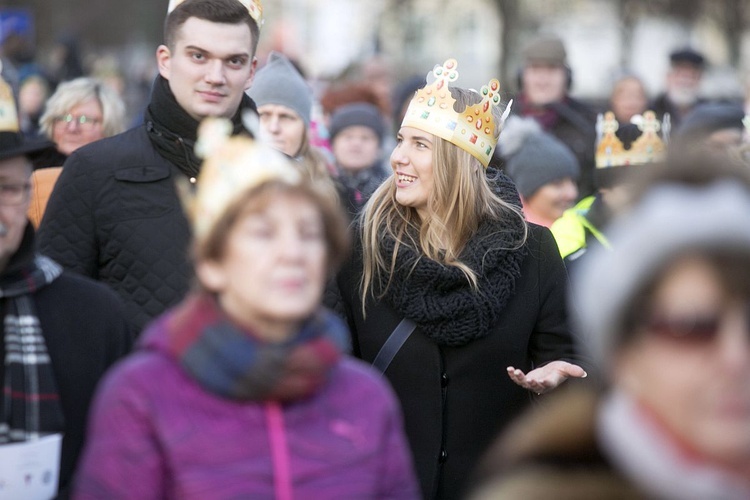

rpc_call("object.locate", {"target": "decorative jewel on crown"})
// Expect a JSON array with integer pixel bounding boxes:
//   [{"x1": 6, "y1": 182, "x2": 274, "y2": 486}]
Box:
[
  {"x1": 595, "y1": 110, "x2": 669, "y2": 168},
  {"x1": 168, "y1": 0, "x2": 264, "y2": 27},
  {"x1": 401, "y1": 58, "x2": 508, "y2": 167}
]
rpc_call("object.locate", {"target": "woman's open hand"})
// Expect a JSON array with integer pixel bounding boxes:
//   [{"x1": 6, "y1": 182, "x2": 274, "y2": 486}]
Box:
[{"x1": 506, "y1": 361, "x2": 587, "y2": 395}]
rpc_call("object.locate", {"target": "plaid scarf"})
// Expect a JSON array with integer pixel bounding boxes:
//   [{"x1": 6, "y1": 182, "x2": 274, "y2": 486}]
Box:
[
  {"x1": 163, "y1": 293, "x2": 350, "y2": 401},
  {"x1": 0, "y1": 243, "x2": 64, "y2": 443}
]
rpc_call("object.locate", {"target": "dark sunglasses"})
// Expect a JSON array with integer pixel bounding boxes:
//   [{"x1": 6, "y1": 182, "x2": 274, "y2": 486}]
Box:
[{"x1": 644, "y1": 308, "x2": 748, "y2": 342}]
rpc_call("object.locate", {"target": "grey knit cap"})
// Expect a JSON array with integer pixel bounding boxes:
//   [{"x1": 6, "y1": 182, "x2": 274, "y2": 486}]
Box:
[
  {"x1": 573, "y1": 180, "x2": 750, "y2": 371},
  {"x1": 247, "y1": 52, "x2": 312, "y2": 126},
  {"x1": 522, "y1": 34, "x2": 567, "y2": 66},
  {"x1": 675, "y1": 102, "x2": 745, "y2": 142},
  {"x1": 328, "y1": 102, "x2": 386, "y2": 144},
  {"x1": 498, "y1": 116, "x2": 580, "y2": 198}
]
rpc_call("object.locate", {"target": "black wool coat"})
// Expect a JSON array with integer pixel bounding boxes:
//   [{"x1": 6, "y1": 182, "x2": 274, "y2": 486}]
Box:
[
  {"x1": 0, "y1": 228, "x2": 135, "y2": 498},
  {"x1": 331, "y1": 224, "x2": 580, "y2": 500},
  {"x1": 37, "y1": 126, "x2": 193, "y2": 331}
]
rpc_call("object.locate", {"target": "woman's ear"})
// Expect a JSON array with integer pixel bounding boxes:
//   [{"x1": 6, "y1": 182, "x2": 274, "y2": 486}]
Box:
[{"x1": 195, "y1": 260, "x2": 227, "y2": 293}]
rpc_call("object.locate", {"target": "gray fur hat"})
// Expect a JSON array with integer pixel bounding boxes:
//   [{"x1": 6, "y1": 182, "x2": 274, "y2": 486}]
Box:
[
  {"x1": 573, "y1": 180, "x2": 750, "y2": 370},
  {"x1": 247, "y1": 52, "x2": 312, "y2": 127},
  {"x1": 498, "y1": 116, "x2": 579, "y2": 199}
]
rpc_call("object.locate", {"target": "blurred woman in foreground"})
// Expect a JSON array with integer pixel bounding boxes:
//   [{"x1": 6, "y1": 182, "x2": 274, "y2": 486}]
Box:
[{"x1": 74, "y1": 120, "x2": 419, "y2": 499}]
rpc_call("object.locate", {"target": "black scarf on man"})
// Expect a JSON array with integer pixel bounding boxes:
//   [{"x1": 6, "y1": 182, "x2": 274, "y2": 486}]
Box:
[
  {"x1": 374, "y1": 168, "x2": 528, "y2": 347},
  {"x1": 0, "y1": 224, "x2": 64, "y2": 443},
  {"x1": 144, "y1": 75, "x2": 258, "y2": 179}
]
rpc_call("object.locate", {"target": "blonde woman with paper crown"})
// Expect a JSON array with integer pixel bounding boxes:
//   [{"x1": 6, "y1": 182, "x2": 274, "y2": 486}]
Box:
[
  {"x1": 74, "y1": 121, "x2": 420, "y2": 499},
  {"x1": 328, "y1": 59, "x2": 587, "y2": 499}
]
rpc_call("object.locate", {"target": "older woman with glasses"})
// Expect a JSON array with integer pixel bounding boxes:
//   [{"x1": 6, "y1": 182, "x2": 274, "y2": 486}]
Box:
[
  {"x1": 29, "y1": 77, "x2": 126, "y2": 226},
  {"x1": 470, "y1": 153, "x2": 750, "y2": 499},
  {"x1": 39, "y1": 77, "x2": 126, "y2": 161}
]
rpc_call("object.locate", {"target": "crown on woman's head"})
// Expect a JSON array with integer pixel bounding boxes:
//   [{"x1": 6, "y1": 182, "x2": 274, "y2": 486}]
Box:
[
  {"x1": 401, "y1": 59, "x2": 509, "y2": 167},
  {"x1": 168, "y1": 0, "x2": 263, "y2": 27},
  {"x1": 595, "y1": 110, "x2": 669, "y2": 169}
]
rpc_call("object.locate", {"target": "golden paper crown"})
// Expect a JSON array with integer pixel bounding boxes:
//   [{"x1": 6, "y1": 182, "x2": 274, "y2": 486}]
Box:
[
  {"x1": 401, "y1": 58, "x2": 506, "y2": 167},
  {"x1": 595, "y1": 111, "x2": 669, "y2": 168},
  {"x1": 168, "y1": 0, "x2": 263, "y2": 27},
  {"x1": 182, "y1": 118, "x2": 300, "y2": 243}
]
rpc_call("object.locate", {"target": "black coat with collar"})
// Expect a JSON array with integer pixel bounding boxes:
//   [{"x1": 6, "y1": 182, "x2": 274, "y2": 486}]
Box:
[
  {"x1": 37, "y1": 74, "x2": 257, "y2": 332},
  {"x1": 0, "y1": 226, "x2": 135, "y2": 499},
  {"x1": 331, "y1": 223, "x2": 580, "y2": 500},
  {"x1": 37, "y1": 125, "x2": 192, "y2": 331}
]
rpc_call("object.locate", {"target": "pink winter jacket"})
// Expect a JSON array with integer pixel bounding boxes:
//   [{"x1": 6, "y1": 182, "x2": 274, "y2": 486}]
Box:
[{"x1": 73, "y1": 317, "x2": 420, "y2": 499}]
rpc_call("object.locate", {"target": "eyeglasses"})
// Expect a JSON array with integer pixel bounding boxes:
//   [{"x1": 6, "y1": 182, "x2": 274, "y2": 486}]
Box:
[
  {"x1": 53, "y1": 114, "x2": 102, "y2": 130},
  {"x1": 644, "y1": 306, "x2": 750, "y2": 343},
  {"x1": 0, "y1": 183, "x2": 31, "y2": 205}
]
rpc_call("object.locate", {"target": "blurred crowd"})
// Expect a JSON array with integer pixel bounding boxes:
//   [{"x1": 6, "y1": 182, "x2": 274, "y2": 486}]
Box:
[{"x1": 1, "y1": 0, "x2": 750, "y2": 499}]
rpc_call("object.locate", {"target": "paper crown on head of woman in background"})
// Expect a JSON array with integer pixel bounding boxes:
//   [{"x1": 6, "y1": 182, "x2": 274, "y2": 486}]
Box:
[
  {"x1": 594, "y1": 110, "x2": 669, "y2": 187},
  {"x1": 400, "y1": 58, "x2": 512, "y2": 167},
  {"x1": 167, "y1": 0, "x2": 263, "y2": 27}
]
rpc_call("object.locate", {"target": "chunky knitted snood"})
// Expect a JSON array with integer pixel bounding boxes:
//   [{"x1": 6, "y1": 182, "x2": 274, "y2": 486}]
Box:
[{"x1": 378, "y1": 170, "x2": 527, "y2": 347}]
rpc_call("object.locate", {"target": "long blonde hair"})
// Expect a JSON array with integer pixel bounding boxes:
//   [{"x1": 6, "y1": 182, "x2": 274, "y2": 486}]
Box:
[{"x1": 360, "y1": 86, "x2": 527, "y2": 308}]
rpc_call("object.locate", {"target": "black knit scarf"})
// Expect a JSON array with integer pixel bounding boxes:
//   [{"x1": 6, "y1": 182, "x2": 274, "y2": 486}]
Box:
[
  {"x1": 0, "y1": 225, "x2": 64, "y2": 443},
  {"x1": 376, "y1": 169, "x2": 527, "y2": 347},
  {"x1": 144, "y1": 75, "x2": 257, "y2": 178}
]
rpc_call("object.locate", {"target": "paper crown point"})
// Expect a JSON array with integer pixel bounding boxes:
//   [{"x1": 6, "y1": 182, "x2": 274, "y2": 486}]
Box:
[
  {"x1": 595, "y1": 110, "x2": 669, "y2": 168},
  {"x1": 400, "y1": 58, "x2": 507, "y2": 167},
  {"x1": 168, "y1": 0, "x2": 263, "y2": 27}
]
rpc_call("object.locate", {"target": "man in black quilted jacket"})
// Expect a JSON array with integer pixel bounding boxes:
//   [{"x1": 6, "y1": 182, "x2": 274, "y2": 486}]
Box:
[{"x1": 38, "y1": 0, "x2": 262, "y2": 331}]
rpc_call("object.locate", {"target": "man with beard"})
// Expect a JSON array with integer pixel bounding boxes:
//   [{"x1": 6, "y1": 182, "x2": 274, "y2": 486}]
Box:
[{"x1": 650, "y1": 47, "x2": 706, "y2": 130}]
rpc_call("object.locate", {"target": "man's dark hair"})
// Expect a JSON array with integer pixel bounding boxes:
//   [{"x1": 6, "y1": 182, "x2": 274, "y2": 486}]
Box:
[{"x1": 164, "y1": 0, "x2": 260, "y2": 56}]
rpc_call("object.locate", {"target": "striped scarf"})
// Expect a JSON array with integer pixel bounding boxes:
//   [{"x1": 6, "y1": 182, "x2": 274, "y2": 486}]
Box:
[
  {"x1": 163, "y1": 293, "x2": 350, "y2": 401},
  {"x1": 0, "y1": 254, "x2": 64, "y2": 443}
]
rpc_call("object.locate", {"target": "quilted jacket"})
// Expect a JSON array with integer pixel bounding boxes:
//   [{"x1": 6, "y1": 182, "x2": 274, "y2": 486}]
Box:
[{"x1": 37, "y1": 125, "x2": 193, "y2": 331}]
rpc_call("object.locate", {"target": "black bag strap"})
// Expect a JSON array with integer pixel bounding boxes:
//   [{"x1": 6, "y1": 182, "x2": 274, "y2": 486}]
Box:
[{"x1": 372, "y1": 318, "x2": 416, "y2": 373}]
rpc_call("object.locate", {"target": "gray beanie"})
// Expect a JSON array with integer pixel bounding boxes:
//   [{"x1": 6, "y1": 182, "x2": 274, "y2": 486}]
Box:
[
  {"x1": 675, "y1": 102, "x2": 745, "y2": 142},
  {"x1": 247, "y1": 52, "x2": 312, "y2": 127},
  {"x1": 498, "y1": 116, "x2": 580, "y2": 198},
  {"x1": 522, "y1": 34, "x2": 567, "y2": 67},
  {"x1": 573, "y1": 180, "x2": 750, "y2": 371},
  {"x1": 328, "y1": 102, "x2": 386, "y2": 144}
]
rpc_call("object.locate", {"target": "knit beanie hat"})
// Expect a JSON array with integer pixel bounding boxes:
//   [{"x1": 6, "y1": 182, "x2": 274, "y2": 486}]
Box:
[
  {"x1": 498, "y1": 115, "x2": 580, "y2": 198},
  {"x1": 675, "y1": 102, "x2": 744, "y2": 143},
  {"x1": 247, "y1": 52, "x2": 312, "y2": 127},
  {"x1": 573, "y1": 180, "x2": 750, "y2": 372},
  {"x1": 328, "y1": 102, "x2": 386, "y2": 144},
  {"x1": 522, "y1": 34, "x2": 567, "y2": 67}
]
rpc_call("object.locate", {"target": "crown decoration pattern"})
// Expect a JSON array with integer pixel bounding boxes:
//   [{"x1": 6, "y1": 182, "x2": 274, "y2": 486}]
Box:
[
  {"x1": 168, "y1": 0, "x2": 263, "y2": 27},
  {"x1": 401, "y1": 58, "x2": 506, "y2": 167},
  {"x1": 595, "y1": 111, "x2": 669, "y2": 168}
]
